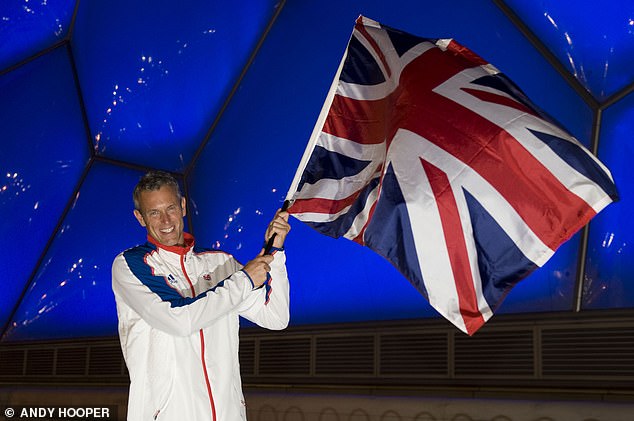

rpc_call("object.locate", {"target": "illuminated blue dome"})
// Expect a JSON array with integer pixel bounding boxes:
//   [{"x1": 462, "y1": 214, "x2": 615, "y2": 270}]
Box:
[{"x1": 1, "y1": 0, "x2": 632, "y2": 341}]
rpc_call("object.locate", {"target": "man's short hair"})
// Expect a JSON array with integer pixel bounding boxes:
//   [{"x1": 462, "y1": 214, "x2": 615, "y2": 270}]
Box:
[{"x1": 133, "y1": 170, "x2": 182, "y2": 211}]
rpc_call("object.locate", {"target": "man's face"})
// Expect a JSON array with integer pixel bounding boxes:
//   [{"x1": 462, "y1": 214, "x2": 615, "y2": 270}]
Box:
[{"x1": 133, "y1": 185, "x2": 187, "y2": 247}]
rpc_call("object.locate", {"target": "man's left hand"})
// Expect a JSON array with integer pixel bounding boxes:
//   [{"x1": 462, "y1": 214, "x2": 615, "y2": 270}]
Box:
[{"x1": 265, "y1": 209, "x2": 291, "y2": 249}]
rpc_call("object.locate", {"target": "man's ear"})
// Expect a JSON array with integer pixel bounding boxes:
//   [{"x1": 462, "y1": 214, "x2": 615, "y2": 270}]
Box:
[
  {"x1": 133, "y1": 209, "x2": 146, "y2": 227},
  {"x1": 181, "y1": 196, "x2": 187, "y2": 218}
]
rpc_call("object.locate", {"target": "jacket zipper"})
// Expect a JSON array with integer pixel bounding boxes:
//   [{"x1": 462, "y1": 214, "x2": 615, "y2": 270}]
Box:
[{"x1": 180, "y1": 254, "x2": 217, "y2": 421}]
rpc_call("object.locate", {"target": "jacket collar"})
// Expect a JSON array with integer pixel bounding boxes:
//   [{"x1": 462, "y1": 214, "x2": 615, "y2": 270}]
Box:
[{"x1": 147, "y1": 232, "x2": 195, "y2": 256}]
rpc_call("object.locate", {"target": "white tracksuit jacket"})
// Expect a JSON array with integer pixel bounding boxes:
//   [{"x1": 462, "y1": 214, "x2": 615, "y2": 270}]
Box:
[{"x1": 111, "y1": 233, "x2": 290, "y2": 421}]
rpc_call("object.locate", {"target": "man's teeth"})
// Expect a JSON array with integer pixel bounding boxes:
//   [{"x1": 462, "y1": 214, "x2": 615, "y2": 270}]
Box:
[{"x1": 160, "y1": 227, "x2": 175, "y2": 233}]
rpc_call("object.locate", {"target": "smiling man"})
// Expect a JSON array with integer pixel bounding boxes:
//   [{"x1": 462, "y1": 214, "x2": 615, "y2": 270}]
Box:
[
  {"x1": 111, "y1": 171, "x2": 290, "y2": 421},
  {"x1": 132, "y1": 178, "x2": 187, "y2": 247}
]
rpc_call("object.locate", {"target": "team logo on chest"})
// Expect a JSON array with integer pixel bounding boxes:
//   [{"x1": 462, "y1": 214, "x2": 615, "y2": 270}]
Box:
[{"x1": 200, "y1": 272, "x2": 217, "y2": 288}]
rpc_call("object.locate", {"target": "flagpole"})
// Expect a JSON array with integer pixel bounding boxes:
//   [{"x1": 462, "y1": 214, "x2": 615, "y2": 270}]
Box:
[
  {"x1": 284, "y1": 42, "x2": 351, "y2": 205},
  {"x1": 270, "y1": 39, "x2": 351, "y2": 254}
]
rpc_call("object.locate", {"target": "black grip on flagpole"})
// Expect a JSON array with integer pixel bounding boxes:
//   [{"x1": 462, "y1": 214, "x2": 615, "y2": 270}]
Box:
[{"x1": 263, "y1": 200, "x2": 290, "y2": 255}]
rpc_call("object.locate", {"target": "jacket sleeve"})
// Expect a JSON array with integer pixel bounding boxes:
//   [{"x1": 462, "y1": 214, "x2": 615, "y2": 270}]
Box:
[
  {"x1": 111, "y1": 250, "x2": 256, "y2": 337},
  {"x1": 237, "y1": 248, "x2": 290, "y2": 330}
]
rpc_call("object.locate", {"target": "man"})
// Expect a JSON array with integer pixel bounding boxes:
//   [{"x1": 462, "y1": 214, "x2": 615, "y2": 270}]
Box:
[{"x1": 112, "y1": 171, "x2": 290, "y2": 421}]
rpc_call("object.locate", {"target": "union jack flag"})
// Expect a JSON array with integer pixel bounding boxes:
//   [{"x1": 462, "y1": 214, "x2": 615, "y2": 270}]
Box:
[{"x1": 285, "y1": 16, "x2": 618, "y2": 335}]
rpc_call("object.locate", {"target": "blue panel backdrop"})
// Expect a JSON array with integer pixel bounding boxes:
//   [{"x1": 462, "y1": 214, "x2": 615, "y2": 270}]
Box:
[
  {"x1": 2, "y1": 163, "x2": 151, "y2": 341},
  {"x1": 1, "y1": 0, "x2": 628, "y2": 341},
  {"x1": 70, "y1": 0, "x2": 280, "y2": 172},
  {"x1": 0, "y1": 0, "x2": 75, "y2": 72},
  {"x1": 0, "y1": 47, "x2": 90, "y2": 333},
  {"x1": 583, "y1": 92, "x2": 634, "y2": 309},
  {"x1": 188, "y1": 0, "x2": 590, "y2": 326},
  {"x1": 504, "y1": 0, "x2": 634, "y2": 101}
]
